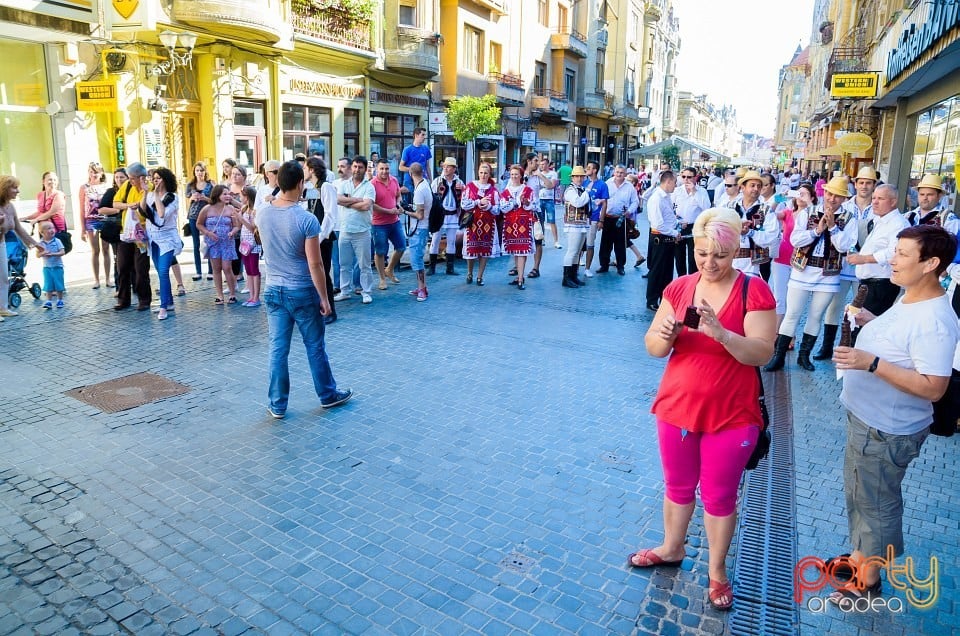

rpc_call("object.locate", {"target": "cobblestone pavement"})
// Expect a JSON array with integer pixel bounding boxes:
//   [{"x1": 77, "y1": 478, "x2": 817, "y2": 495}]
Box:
[{"x1": 1, "y1": 232, "x2": 957, "y2": 635}]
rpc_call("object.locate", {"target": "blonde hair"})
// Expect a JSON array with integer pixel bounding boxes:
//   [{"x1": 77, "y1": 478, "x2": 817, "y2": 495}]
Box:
[
  {"x1": 693, "y1": 207, "x2": 741, "y2": 253},
  {"x1": 0, "y1": 175, "x2": 20, "y2": 206}
]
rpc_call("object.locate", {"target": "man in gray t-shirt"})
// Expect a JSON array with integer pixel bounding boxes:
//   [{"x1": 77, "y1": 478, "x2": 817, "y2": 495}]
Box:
[{"x1": 257, "y1": 160, "x2": 352, "y2": 418}]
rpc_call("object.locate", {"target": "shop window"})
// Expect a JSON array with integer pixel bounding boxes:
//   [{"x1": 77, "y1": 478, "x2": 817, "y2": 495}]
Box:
[
  {"x1": 370, "y1": 112, "x2": 422, "y2": 178},
  {"x1": 910, "y1": 95, "x2": 959, "y2": 208},
  {"x1": 534, "y1": 62, "x2": 546, "y2": 95},
  {"x1": 283, "y1": 104, "x2": 331, "y2": 162},
  {"x1": 344, "y1": 108, "x2": 360, "y2": 158}
]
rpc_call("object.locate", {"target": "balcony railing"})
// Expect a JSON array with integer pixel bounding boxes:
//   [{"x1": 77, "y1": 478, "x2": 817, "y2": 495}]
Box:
[
  {"x1": 580, "y1": 90, "x2": 613, "y2": 113},
  {"x1": 291, "y1": 2, "x2": 372, "y2": 52},
  {"x1": 533, "y1": 89, "x2": 569, "y2": 117},
  {"x1": 487, "y1": 72, "x2": 525, "y2": 106},
  {"x1": 384, "y1": 26, "x2": 440, "y2": 77},
  {"x1": 550, "y1": 27, "x2": 589, "y2": 58}
]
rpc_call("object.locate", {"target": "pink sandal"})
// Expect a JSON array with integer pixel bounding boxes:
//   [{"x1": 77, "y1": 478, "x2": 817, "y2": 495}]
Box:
[{"x1": 627, "y1": 548, "x2": 683, "y2": 568}]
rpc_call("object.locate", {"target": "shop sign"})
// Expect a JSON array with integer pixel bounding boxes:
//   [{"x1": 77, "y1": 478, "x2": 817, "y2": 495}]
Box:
[
  {"x1": 114, "y1": 128, "x2": 125, "y2": 165},
  {"x1": 837, "y1": 132, "x2": 874, "y2": 155},
  {"x1": 535, "y1": 141, "x2": 550, "y2": 152},
  {"x1": 289, "y1": 79, "x2": 364, "y2": 100},
  {"x1": 370, "y1": 90, "x2": 429, "y2": 110},
  {"x1": 521, "y1": 131, "x2": 537, "y2": 146},
  {"x1": 143, "y1": 127, "x2": 164, "y2": 167},
  {"x1": 113, "y1": 0, "x2": 139, "y2": 19},
  {"x1": 14, "y1": 84, "x2": 44, "y2": 107},
  {"x1": 76, "y1": 80, "x2": 119, "y2": 112},
  {"x1": 428, "y1": 111, "x2": 450, "y2": 133},
  {"x1": 608, "y1": 125, "x2": 621, "y2": 133},
  {"x1": 830, "y1": 73, "x2": 880, "y2": 99},
  {"x1": 886, "y1": 0, "x2": 960, "y2": 82}
]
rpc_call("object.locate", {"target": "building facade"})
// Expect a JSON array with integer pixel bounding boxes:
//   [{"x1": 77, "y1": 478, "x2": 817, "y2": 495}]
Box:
[{"x1": 773, "y1": 45, "x2": 810, "y2": 169}]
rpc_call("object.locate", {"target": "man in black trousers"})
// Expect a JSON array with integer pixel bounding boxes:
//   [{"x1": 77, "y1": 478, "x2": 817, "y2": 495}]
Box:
[{"x1": 644, "y1": 170, "x2": 678, "y2": 311}]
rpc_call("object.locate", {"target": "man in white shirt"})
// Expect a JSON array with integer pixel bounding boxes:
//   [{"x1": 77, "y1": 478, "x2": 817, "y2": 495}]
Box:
[
  {"x1": 706, "y1": 167, "x2": 723, "y2": 204},
  {"x1": 728, "y1": 170, "x2": 780, "y2": 277},
  {"x1": 714, "y1": 171, "x2": 740, "y2": 207},
  {"x1": 672, "y1": 166, "x2": 712, "y2": 276},
  {"x1": 536, "y1": 155, "x2": 560, "y2": 248},
  {"x1": 846, "y1": 184, "x2": 909, "y2": 318},
  {"x1": 330, "y1": 157, "x2": 351, "y2": 293},
  {"x1": 334, "y1": 155, "x2": 376, "y2": 304},
  {"x1": 645, "y1": 170, "x2": 678, "y2": 311},
  {"x1": 597, "y1": 165, "x2": 639, "y2": 275}
]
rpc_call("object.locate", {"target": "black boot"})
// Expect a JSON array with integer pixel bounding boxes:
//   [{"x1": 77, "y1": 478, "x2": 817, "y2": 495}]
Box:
[
  {"x1": 571, "y1": 265, "x2": 583, "y2": 286},
  {"x1": 763, "y1": 334, "x2": 791, "y2": 372},
  {"x1": 445, "y1": 254, "x2": 456, "y2": 275},
  {"x1": 562, "y1": 266, "x2": 579, "y2": 288},
  {"x1": 813, "y1": 324, "x2": 838, "y2": 360},
  {"x1": 427, "y1": 254, "x2": 438, "y2": 276},
  {"x1": 797, "y1": 333, "x2": 818, "y2": 371}
]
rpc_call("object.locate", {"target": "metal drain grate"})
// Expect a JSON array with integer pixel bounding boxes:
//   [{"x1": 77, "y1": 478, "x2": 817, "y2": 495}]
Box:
[
  {"x1": 728, "y1": 371, "x2": 799, "y2": 636},
  {"x1": 65, "y1": 372, "x2": 190, "y2": 413},
  {"x1": 499, "y1": 550, "x2": 538, "y2": 575}
]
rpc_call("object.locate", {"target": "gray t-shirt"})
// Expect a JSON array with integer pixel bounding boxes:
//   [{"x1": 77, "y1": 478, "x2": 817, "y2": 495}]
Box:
[{"x1": 256, "y1": 202, "x2": 320, "y2": 289}]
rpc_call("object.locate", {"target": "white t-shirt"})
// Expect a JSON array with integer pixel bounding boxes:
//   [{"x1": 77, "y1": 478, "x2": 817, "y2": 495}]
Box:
[
  {"x1": 538, "y1": 170, "x2": 557, "y2": 199},
  {"x1": 411, "y1": 179, "x2": 432, "y2": 233},
  {"x1": 841, "y1": 294, "x2": 960, "y2": 435}
]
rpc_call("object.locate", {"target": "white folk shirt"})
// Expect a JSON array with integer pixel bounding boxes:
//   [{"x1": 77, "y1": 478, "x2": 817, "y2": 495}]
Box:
[
  {"x1": 905, "y1": 206, "x2": 960, "y2": 235},
  {"x1": 673, "y1": 185, "x2": 711, "y2": 225},
  {"x1": 729, "y1": 198, "x2": 779, "y2": 275},
  {"x1": 788, "y1": 206, "x2": 858, "y2": 292},
  {"x1": 855, "y1": 210, "x2": 909, "y2": 281},
  {"x1": 646, "y1": 187, "x2": 677, "y2": 236},
  {"x1": 605, "y1": 178, "x2": 639, "y2": 218}
]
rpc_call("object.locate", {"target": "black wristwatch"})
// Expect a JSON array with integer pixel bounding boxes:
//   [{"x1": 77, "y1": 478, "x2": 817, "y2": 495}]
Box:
[{"x1": 868, "y1": 356, "x2": 880, "y2": 373}]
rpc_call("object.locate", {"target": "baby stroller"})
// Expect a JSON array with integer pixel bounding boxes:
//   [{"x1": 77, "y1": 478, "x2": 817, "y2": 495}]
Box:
[{"x1": 5, "y1": 231, "x2": 42, "y2": 309}]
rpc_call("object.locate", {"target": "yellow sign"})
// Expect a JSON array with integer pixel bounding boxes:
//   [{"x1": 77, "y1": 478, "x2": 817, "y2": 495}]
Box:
[
  {"x1": 837, "y1": 132, "x2": 874, "y2": 155},
  {"x1": 830, "y1": 73, "x2": 880, "y2": 99},
  {"x1": 76, "y1": 81, "x2": 119, "y2": 112},
  {"x1": 113, "y1": 0, "x2": 139, "y2": 19}
]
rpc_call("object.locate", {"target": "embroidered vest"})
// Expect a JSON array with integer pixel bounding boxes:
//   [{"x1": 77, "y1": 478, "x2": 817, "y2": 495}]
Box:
[
  {"x1": 564, "y1": 187, "x2": 591, "y2": 225},
  {"x1": 790, "y1": 206, "x2": 844, "y2": 275},
  {"x1": 728, "y1": 199, "x2": 771, "y2": 264}
]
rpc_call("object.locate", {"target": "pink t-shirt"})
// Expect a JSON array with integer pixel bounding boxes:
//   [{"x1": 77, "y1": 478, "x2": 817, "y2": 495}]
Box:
[
  {"x1": 371, "y1": 176, "x2": 401, "y2": 226},
  {"x1": 36, "y1": 190, "x2": 66, "y2": 231},
  {"x1": 651, "y1": 273, "x2": 776, "y2": 433}
]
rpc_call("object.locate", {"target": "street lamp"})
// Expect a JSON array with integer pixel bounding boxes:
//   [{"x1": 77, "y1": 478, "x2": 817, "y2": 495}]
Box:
[{"x1": 151, "y1": 30, "x2": 197, "y2": 75}]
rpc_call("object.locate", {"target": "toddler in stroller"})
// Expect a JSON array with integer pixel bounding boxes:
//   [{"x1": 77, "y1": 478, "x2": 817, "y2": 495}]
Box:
[{"x1": 5, "y1": 231, "x2": 42, "y2": 311}]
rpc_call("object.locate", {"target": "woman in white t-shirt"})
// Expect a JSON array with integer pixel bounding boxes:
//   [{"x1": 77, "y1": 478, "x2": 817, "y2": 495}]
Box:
[
  {"x1": 143, "y1": 168, "x2": 182, "y2": 321},
  {"x1": 828, "y1": 224, "x2": 960, "y2": 604}
]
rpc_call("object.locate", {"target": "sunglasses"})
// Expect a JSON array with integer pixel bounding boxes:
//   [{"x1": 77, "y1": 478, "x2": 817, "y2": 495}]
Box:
[
  {"x1": 268, "y1": 170, "x2": 279, "y2": 174},
  {"x1": 681, "y1": 175, "x2": 695, "y2": 179},
  {"x1": 725, "y1": 183, "x2": 738, "y2": 187}
]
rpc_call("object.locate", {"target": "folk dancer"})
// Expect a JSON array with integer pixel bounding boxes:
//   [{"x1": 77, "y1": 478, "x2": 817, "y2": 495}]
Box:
[
  {"x1": 561, "y1": 166, "x2": 592, "y2": 288},
  {"x1": 725, "y1": 170, "x2": 779, "y2": 279},
  {"x1": 765, "y1": 177, "x2": 856, "y2": 371},
  {"x1": 461, "y1": 162, "x2": 501, "y2": 287},
  {"x1": 428, "y1": 157, "x2": 465, "y2": 275},
  {"x1": 500, "y1": 165, "x2": 537, "y2": 290}
]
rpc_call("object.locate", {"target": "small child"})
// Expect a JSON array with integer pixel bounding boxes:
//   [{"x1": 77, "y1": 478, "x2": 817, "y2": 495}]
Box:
[{"x1": 36, "y1": 221, "x2": 66, "y2": 309}]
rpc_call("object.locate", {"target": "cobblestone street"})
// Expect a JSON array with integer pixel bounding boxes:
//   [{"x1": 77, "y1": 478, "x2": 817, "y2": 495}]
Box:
[{"x1": 0, "y1": 239, "x2": 957, "y2": 635}]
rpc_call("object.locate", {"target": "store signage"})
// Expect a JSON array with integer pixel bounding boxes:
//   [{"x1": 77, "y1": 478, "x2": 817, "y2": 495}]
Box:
[
  {"x1": 886, "y1": 0, "x2": 960, "y2": 82},
  {"x1": 114, "y1": 128, "x2": 125, "y2": 165},
  {"x1": 289, "y1": 79, "x2": 364, "y2": 100},
  {"x1": 370, "y1": 89, "x2": 429, "y2": 109},
  {"x1": 112, "y1": 0, "x2": 139, "y2": 19},
  {"x1": 535, "y1": 141, "x2": 550, "y2": 152},
  {"x1": 76, "y1": 80, "x2": 118, "y2": 112},
  {"x1": 837, "y1": 132, "x2": 874, "y2": 155},
  {"x1": 428, "y1": 112, "x2": 449, "y2": 132},
  {"x1": 143, "y1": 127, "x2": 164, "y2": 167},
  {"x1": 521, "y1": 131, "x2": 537, "y2": 146},
  {"x1": 609, "y1": 125, "x2": 621, "y2": 133},
  {"x1": 830, "y1": 73, "x2": 880, "y2": 99}
]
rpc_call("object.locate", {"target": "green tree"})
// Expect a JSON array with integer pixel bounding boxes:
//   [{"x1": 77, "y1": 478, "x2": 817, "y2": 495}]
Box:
[
  {"x1": 661, "y1": 145, "x2": 681, "y2": 170},
  {"x1": 446, "y1": 95, "x2": 501, "y2": 144}
]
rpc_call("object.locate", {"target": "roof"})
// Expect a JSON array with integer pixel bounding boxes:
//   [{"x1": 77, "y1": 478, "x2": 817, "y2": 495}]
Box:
[
  {"x1": 789, "y1": 45, "x2": 810, "y2": 68},
  {"x1": 630, "y1": 136, "x2": 730, "y2": 162}
]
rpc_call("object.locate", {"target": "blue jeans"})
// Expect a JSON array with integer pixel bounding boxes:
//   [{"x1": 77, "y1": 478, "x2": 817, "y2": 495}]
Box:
[
  {"x1": 372, "y1": 221, "x2": 407, "y2": 256},
  {"x1": 264, "y1": 286, "x2": 338, "y2": 413},
  {"x1": 540, "y1": 199, "x2": 555, "y2": 224},
  {"x1": 188, "y1": 217, "x2": 211, "y2": 276},
  {"x1": 150, "y1": 243, "x2": 175, "y2": 308},
  {"x1": 408, "y1": 229, "x2": 429, "y2": 272},
  {"x1": 331, "y1": 231, "x2": 340, "y2": 287}
]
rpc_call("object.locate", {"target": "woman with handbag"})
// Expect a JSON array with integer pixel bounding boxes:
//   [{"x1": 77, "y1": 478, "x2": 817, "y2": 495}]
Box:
[
  {"x1": 22, "y1": 172, "x2": 69, "y2": 251},
  {"x1": 143, "y1": 168, "x2": 181, "y2": 320},
  {"x1": 764, "y1": 178, "x2": 857, "y2": 372},
  {"x1": 185, "y1": 162, "x2": 214, "y2": 281},
  {"x1": 78, "y1": 162, "x2": 110, "y2": 288},
  {"x1": 196, "y1": 185, "x2": 240, "y2": 304},
  {"x1": 461, "y1": 162, "x2": 501, "y2": 287},
  {"x1": 639, "y1": 207, "x2": 776, "y2": 611},
  {"x1": 500, "y1": 165, "x2": 537, "y2": 290},
  {"x1": 827, "y1": 224, "x2": 959, "y2": 604}
]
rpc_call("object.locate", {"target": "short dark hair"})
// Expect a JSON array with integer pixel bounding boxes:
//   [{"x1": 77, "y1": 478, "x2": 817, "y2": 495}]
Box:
[
  {"x1": 681, "y1": 166, "x2": 696, "y2": 176},
  {"x1": 209, "y1": 184, "x2": 227, "y2": 203},
  {"x1": 413, "y1": 127, "x2": 426, "y2": 136},
  {"x1": 351, "y1": 155, "x2": 368, "y2": 171},
  {"x1": 659, "y1": 170, "x2": 675, "y2": 184},
  {"x1": 897, "y1": 225, "x2": 958, "y2": 276},
  {"x1": 306, "y1": 156, "x2": 327, "y2": 183},
  {"x1": 241, "y1": 186, "x2": 257, "y2": 209},
  {"x1": 586, "y1": 160, "x2": 600, "y2": 172},
  {"x1": 153, "y1": 167, "x2": 177, "y2": 193},
  {"x1": 277, "y1": 160, "x2": 304, "y2": 192},
  {"x1": 377, "y1": 158, "x2": 390, "y2": 167}
]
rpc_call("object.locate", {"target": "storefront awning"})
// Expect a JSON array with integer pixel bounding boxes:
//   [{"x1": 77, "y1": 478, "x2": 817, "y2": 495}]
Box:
[{"x1": 630, "y1": 135, "x2": 729, "y2": 162}]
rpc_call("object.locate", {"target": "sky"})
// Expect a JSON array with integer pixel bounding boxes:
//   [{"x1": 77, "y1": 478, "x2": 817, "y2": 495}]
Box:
[{"x1": 672, "y1": 0, "x2": 817, "y2": 138}]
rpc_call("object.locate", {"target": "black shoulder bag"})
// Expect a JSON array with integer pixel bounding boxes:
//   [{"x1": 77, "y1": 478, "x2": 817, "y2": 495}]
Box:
[{"x1": 742, "y1": 275, "x2": 772, "y2": 470}]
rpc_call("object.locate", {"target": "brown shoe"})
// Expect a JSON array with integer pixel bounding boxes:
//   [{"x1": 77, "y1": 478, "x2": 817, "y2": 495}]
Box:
[
  {"x1": 113, "y1": 304, "x2": 130, "y2": 311},
  {"x1": 136, "y1": 304, "x2": 150, "y2": 311}
]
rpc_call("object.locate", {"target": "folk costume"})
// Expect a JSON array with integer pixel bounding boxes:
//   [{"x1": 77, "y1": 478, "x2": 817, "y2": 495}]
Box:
[
  {"x1": 429, "y1": 165, "x2": 465, "y2": 274},
  {"x1": 562, "y1": 175, "x2": 592, "y2": 287},
  {"x1": 500, "y1": 183, "x2": 536, "y2": 257},
  {"x1": 461, "y1": 181, "x2": 501, "y2": 259}
]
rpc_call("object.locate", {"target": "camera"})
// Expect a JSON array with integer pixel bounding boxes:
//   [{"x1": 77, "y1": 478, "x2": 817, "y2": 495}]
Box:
[{"x1": 400, "y1": 202, "x2": 416, "y2": 214}]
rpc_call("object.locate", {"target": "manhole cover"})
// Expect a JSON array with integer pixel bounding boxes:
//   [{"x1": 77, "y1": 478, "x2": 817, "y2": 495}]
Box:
[{"x1": 65, "y1": 372, "x2": 190, "y2": 413}]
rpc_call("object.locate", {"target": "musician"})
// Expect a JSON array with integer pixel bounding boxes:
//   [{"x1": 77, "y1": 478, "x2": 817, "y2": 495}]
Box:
[
  {"x1": 560, "y1": 166, "x2": 592, "y2": 288},
  {"x1": 726, "y1": 171, "x2": 780, "y2": 279},
  {"x1": 765, "y1": 178, "x2": 856, "y2": 371}
]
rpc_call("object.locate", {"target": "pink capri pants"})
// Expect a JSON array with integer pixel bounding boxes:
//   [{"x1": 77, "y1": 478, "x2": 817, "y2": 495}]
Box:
[{"x1": 657, "y1": 419, "x2": 760, "y2": 516}]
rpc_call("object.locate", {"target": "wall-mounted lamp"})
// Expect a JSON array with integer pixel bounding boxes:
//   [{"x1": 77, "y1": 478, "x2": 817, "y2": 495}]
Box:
[{"x1": 150, "y1": 30, "x2": 198, "y2": 76}]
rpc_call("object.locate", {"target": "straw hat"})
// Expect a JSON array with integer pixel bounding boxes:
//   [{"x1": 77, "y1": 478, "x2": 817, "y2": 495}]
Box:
[
  {"x1": 571, "y1": 165, "x2": 587, "y2": 177},
  {"x1": 854, "y1": 165, "x2": 877, "y2": 182},
  {"x1": 917, "y1": 174, "x2": 944, "y2": 192},
  {"x1": 442, "y1": 157, "x2": 458, "y2": 167},
  {"x1": 738, "y1": 170, "x2": 763, "y2": 186},
  {"x1": 734, "y1": 167, "x2": 748, "y2": 179},
  {"x1": 823, "y1": 176, "x2": 851, "y2": 198}
]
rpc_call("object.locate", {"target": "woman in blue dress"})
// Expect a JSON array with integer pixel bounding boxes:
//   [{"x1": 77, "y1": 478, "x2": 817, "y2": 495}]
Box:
[{"x1": 196, "y1": 185, "x2": 240, "y2": 304}]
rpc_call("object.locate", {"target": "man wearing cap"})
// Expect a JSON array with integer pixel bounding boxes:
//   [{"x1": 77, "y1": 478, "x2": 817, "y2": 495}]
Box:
[
  {"x1": 726, "y1": 170, "x2": 780, "y2": 277},
  {"x1": 560, "y1": 166, "x2": 592, "y2": 287},
  {"x1": 399, "y1": 127, "x2": 431, "y2": 204},
  {"x1": 904, "y1": 174, "x2": 958, "y2": 231},
  {"x1": 765, "y1": 176, "x2": 856, "y2": 371},
  {"x1": 429, "y1": 157, "x2": 464, "y2": 275},
  {"x1": 644, "y1": 170, "x2": 678, "y2": 311},
  {"x1": 845, "y1": 184, "x2": 908, "y2": 319}
]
